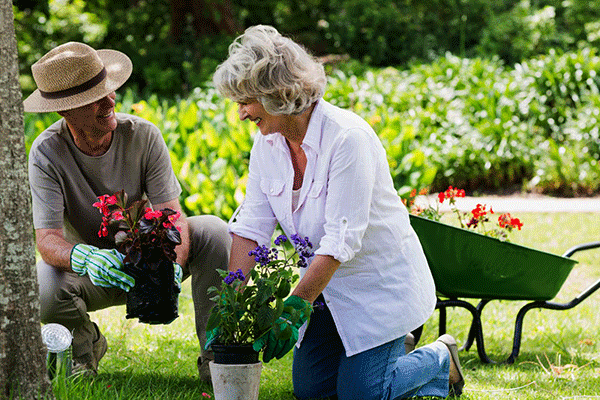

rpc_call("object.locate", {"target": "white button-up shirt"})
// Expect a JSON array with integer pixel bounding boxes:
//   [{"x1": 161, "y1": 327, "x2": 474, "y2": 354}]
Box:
[{"x1": 230, "y1": 99, "x2": 436, "y2": 356}]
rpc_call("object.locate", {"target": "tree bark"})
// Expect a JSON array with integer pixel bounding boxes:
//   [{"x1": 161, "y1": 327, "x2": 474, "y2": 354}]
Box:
[{"x1": 0, "y1": 0, "x2": 54, "y2": 398}]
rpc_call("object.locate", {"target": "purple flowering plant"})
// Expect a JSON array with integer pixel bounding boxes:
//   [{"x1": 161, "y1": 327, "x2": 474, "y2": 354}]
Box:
[{"x1": 206, "y1": 234, "x2": 314, "y2": 346}]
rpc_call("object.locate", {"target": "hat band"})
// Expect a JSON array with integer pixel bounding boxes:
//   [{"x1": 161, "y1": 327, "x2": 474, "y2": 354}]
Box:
[{"x1": 39, "y1": 68, "x2": 107, "y2": 100}]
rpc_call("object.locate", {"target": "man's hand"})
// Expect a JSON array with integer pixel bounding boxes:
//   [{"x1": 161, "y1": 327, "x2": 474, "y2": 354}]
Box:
[
  {"x1": 253, "y1": 295, "x2": 311, "y2": 363},
  {"x1": 70, "y1": 244, "x2": 135, "y2": 291},
  {"x1": 174, "y1": 262, "x2": 182, "y2": 290}
]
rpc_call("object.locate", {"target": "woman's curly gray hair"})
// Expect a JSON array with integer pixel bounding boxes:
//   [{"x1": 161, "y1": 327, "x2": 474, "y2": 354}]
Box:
[{"x1": 213, "y1": 25, "x2": 327, "y2": 115}]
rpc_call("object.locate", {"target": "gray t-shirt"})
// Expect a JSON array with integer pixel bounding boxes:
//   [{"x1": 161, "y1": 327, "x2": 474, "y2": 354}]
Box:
[{"x1": 28, "y1": 113, "x2": 181, "y2": 248}]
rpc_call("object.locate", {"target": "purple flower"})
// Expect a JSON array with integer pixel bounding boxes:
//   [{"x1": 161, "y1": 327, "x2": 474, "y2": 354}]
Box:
[
  {"x1": 224, "y1": 269, "x2": 245, "y2": 285},
  {"x1": 249, "y1": 244, "x2": 278, "y2": 266},
  {"x1": 274, "y1": 235, "x2": 288, "y2": 245},
  {"x1": 313, "y1": 300, "x2": 325, "y2": 310},
  {"x1": 291, "y1": 234, "x2": 313, "y2": 249},
  {"x1": 291, "y1": 234, "x2": 314, "y2": 268},
  {"x1": 466, "y1": 217, "x2": 478, "y2": 228},
  {"x1": 224, "y1": 273, "x2": 236, "y2": 285},
  {"x1": 235, "y1": 268, "x2": 245, "y2": 281}
]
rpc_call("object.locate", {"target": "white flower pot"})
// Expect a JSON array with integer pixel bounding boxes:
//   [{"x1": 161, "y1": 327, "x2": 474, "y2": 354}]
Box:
[{"x1": 209, "y1": 361, "x2": 262, "y2": 400}]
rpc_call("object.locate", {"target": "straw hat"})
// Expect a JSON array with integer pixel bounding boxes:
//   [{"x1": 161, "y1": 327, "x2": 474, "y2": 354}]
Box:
[{"x1": 23, "y1": 42, "x2": 132, "y2": 113}]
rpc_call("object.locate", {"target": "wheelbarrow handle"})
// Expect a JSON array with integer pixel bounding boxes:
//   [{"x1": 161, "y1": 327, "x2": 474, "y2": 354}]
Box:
[
  {"x1": 562, "y1": 241, "x2": 600, "y2": 258},
  {"x1": 440, "y1": 241, "x2": 600, "y2": 365}
]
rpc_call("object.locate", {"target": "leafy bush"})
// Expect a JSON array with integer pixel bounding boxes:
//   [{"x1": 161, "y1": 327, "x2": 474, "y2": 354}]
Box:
[
  {"x1": 324, "y1": 49, "x2": 600, "y2": 196},
  {"x1": 514, "y1": 47, "x2": 600, "y2": 141},
  {"x1": 15, "y1": 0, "x2": 232, "y2": 99},
  {"x1": 476, "y1": 0, "x2": 600, "y2": 66},
  {"x1": 14, "y1": 0, "x2": 109, "y2": 94},
  {"x1": 15, "y1": 0, "x2": 600, "y2": 99},
  {"x1": 23, "y1": 48, "x2": 600, "y2": 223}
]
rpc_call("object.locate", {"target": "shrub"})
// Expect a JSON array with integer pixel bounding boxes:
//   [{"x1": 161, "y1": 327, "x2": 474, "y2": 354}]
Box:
[{"x1": 23, "y1": 49, "x2": 600, "y2": 225}]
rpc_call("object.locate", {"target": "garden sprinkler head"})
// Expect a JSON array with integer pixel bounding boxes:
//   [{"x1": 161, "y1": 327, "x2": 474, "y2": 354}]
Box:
[{"x1": 41, "y1": 323, "x2": 73, "y2": 379}]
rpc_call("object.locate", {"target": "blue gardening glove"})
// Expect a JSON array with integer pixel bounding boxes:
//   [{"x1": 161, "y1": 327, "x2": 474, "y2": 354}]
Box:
[
  {"x1": 253, "y1": 295, "x2": 311, "y2": 363},
  {"x1": 70, "y1": 244, "x2": 135, "y2": 292},
  {"x1": 204, "y1": 327, "x2": 221, "y2": 351},
  {"x1": 174, "y1": 262, "x2": 182, "y2": 290}
]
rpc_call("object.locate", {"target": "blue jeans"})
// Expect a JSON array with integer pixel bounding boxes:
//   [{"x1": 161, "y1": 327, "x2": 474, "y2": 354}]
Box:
[{"x1": 293, "y1": 298, "x2": 450, "y2": 400}]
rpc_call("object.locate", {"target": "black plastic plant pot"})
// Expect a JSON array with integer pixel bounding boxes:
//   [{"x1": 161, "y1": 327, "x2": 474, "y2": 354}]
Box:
[
  {"x1": 124, "y1": 257, "x2": 180, "y2": 325},
  {"x1": 211, "y1": 343, "x2": 260, "y2": 364}
]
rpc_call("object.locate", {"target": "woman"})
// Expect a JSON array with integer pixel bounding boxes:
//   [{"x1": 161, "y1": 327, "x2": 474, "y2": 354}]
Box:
[{"x1": 212, "y1": 25, "x2": 465, "y2": 399}]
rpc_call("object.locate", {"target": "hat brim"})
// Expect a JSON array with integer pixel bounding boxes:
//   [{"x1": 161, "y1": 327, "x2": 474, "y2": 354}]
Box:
[{"x1": 23, "y1": 49, "x2": 133, "y2": 113}]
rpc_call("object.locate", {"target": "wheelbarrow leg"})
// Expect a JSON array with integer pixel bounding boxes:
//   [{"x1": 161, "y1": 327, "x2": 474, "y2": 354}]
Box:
[
  {"x1": 436, "y1": 299, "x2": 495, "y2": 364},
  {"x1": 507, "y1": 276, "x2": 600, "y2": 364},
  {"x1": 506, "y1": 301, "x2": 543, "y2": 364},
  {"x1": 438, "y1": 303, "x2": 447, "y2": 337},
  {"x1": 506, "y1": 242, "x2": 600, "y2": 363},
  {"x1": 463, "y1": 299, "x2": 490, "y2": 352}
]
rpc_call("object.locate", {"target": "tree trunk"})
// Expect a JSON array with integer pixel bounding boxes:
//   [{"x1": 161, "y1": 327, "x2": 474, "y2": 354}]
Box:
[{"x1": 0, "y1": 0, "x2": 54, "y2": 398}]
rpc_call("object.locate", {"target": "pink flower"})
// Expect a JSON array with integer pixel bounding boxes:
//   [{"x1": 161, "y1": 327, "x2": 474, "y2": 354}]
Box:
[
  {"x1": 144, "y1": 207, "x2": 163, "y2": 220},
  {"x1": 93, "y1": 194, "x2": 117, "y2": 217},
  {"x1": 98, "y1": 222, "x2": 109, "y2": 237},
  {"x1": 441, "y1": 186, "x2": 466, "y2": 205},
  {"x1": 113, "y1": 211, "x2": 125, "y2": 221},
  {"x1": 498, "y1": 213, "x2": 523, "y2": 230}
]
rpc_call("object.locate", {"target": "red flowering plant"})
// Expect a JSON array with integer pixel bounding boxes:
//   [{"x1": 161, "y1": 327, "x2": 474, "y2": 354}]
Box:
[
  {"x1": 93, "y1": 189, "x2": 182, "y2": 324},
  {"x1": 405, "y1": 186, "x2": 524, "y2": 241}
]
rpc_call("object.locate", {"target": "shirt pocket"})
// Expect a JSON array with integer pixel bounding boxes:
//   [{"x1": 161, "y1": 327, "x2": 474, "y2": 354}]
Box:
[
  {"x1": 260, "y1": 178, "x2": 285, "y2": 197},
  {"x1": 308, "y1": 181, "x2": 325, "y2": 198},
  {"x1": 305, "y1": 180, "x2": 327, "y2": 220}
]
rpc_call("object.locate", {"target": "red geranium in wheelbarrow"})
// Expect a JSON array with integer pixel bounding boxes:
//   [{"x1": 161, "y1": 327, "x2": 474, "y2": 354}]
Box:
[{"x1": 403, "y1": 186, "x2": 600, "y2": 364}]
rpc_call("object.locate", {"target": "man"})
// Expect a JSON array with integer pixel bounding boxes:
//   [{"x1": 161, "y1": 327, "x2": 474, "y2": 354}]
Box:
[{"x1": 23, "y1": 42, "x2": 230, "y2": 380}]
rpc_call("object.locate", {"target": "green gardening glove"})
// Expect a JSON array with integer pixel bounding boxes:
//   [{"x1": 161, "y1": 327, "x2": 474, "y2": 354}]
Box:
[
  {"x1": 70, "y1": 244, "x2": 135, "y2": 292},
  {"x1": 174, "y1": 262, "x2": 182, "y2": 290},
  {"x1": 253, "y1": 295, "x2": 311, "y2": 363},
  {"x1": 204, "y1": 327, "x2": 221, "y2": 351}
]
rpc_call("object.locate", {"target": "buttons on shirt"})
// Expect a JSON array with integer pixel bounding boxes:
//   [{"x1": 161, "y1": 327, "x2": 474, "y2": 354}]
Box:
[{"x1": 260, "y1": 178, "x2": 285, "y2": 197}]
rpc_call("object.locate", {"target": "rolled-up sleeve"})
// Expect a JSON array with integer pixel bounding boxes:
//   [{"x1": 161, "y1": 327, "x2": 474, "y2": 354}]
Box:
[{"x1": 315, "y1": 128, "x2": 376, "y2": 263}]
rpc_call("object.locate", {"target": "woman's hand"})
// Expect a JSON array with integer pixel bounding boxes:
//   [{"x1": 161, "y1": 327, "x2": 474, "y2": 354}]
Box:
[{"x1": 252, "y1": 295, "x2": 311, "y2": 362}]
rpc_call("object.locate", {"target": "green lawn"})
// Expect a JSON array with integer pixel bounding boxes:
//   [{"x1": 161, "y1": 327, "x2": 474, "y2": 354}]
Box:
[{"x1": 52, "y1": 212, "x2": 600, "y2": 399}]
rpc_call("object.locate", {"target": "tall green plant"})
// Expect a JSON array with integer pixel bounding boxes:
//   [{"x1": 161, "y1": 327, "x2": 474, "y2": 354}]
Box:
[{"x1": 23, "y1": 50, "x2": 600, "y2": 224}]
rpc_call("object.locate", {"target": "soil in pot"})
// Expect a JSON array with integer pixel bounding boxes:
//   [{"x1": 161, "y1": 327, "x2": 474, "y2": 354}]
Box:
[{"x1": 211, "y1": 343, "x2": 260, "y2": 364}]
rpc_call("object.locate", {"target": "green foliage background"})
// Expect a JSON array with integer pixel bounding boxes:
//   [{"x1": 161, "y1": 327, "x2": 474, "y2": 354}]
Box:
[
  {"x1": 22, "y1": 48, "x2": 600, "y2": 222},
  {"x1": 15, "y1": 0, "x2": 600, "y2": 220},
  {"x1": 14, "y1": 0, "x2": 600, "y2": 97}
]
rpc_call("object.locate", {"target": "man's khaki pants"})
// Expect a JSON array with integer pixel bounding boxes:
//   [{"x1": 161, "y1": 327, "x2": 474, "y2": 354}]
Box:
[{"x1": 37, "y1": 215, "x2": 231, "y2": 361}]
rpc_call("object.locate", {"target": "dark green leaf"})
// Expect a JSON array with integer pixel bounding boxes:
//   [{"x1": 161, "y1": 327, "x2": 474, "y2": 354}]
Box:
[
  {"x1": 277, "y1": 324, "x2": 292, "y2": 341},
  {"x1": 206, "y1": 311, "x2": 221, "y2": 331},
  {"x1": 256, "y1": 305, "x2": 275, "y2": 331},
  {"x1": 275, "y1": 279, "x2": 291, "y2": 298},
  {"x1": 166, "y1": 228, "x2": 182, "y2": 245}
]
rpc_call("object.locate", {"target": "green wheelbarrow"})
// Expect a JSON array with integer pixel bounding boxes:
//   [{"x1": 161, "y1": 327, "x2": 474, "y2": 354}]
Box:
[{"x1": 410, "y1": 214, "x2": 600, "y2": 364}]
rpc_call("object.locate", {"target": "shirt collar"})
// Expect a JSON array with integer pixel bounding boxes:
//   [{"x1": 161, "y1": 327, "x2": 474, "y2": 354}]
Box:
[
  {"x1": 265, "y1": 99, "x2": 324, "y2": 153},
  {"x1": 302, "y1": 99, "x2": 323, "y2": 153}
]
